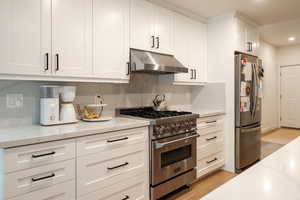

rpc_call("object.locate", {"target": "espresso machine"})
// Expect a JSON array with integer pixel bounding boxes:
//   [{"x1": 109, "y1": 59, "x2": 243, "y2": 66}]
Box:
[{"x1": 40, "y1": 85, "x2": 78, "y2": 126}]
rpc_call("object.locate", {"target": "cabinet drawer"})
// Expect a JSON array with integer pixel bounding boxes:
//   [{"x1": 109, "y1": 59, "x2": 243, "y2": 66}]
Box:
[
  {"x1": 8, "y1": 180, "x2": 75, "y2": 200},
  {"x1": 197, "y1": 152, "x2": 225, "y2": 178},
  {"x1": 4, "y1": 140, "x2": 75, "y2": 173},
  {"x1": 197, "y1": 131, "x2": 223, "y2": 147},
  {"x1": 5, "y1": 159, "x2": 75, "y2": 199},
  {"x1": 77, "y1": 142, "x2": 147, "y2": 196},
  {"x1": 77, "y1": 173, "x2": 149, "y2": 200},
  {"x1": 197, "y1": 116, "x2": 224, "y2": 136},
  {"x1": 197, "y1": 141, "x2": 224, "y2": 160},
  {"x1": 77, "y1": 127, "x2": 148, "y2": 156}
]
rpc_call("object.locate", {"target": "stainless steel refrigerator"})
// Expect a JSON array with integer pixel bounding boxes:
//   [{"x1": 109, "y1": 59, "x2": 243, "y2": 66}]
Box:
[{"x1": 235, "y1": 52, "x2": 262, "y2": 172}]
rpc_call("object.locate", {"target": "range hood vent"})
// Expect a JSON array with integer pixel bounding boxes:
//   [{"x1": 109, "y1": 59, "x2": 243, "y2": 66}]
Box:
[{"x1": 130, "y1": 49, "x2": 188, "y2": 74}]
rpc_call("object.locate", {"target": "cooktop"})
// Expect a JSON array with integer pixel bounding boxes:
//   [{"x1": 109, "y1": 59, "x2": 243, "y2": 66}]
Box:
[{"x1": 118, "y1": 107, "x2": 192, "y2": 119}]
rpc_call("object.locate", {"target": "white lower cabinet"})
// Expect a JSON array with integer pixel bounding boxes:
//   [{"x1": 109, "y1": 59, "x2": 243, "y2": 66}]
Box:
[
  {"x1": 76, "y1": 127, "x2": 149, "y2": 198},
  {"x1": 8, "y1": 181, "x2": 76, "y2": 200},
  {"x1": 196, "y1": 115, "x2": 225, "y2": 179},
  {"x1": 5, "y1": 159, "x2": 75, "y2": 199},
  {"x1": 77, "y1": 173, "x2": 148, "y2": 200},
  {"x1": 2, "y1": 126, "x2": 149, "y2": 200}
]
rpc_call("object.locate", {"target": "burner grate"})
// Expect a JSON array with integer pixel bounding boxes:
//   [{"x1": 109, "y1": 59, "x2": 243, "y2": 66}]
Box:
[{"x1": 120, "y1": 107, "x2": 192, "y2": 119}]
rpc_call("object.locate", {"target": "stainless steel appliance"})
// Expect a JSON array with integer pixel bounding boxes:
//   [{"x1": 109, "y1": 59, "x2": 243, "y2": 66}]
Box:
[
  {"x1": 235, "y1": 52, "x2": 262, "y2": 172},
  {"x1": 116, "y1": 107, "x2": 199, "y2": 200},
  {"x1": 130, "y1": 49, "x2": 188, "y2": 74}
]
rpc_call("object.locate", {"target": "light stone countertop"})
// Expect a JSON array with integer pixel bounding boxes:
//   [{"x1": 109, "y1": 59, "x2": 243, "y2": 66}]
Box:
[
  {"x1": 0, "y1": 117, "x2": 150, "y2": 148},
  {"x1": 197, "y1": 110, "x2": 225, "y2": 118},
  {"x1": 201, "y1": 136, "x2": 300, "y2": 200}
]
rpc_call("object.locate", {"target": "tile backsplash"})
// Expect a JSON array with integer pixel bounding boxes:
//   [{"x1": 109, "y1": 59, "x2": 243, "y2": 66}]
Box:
[{"x1": 0, "y1": 74, "x2": 194, "y2": 127}]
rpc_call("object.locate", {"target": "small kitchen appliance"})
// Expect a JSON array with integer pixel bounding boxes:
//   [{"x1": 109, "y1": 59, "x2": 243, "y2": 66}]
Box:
[
  {"x1": 40, "y1": 85, "x2": 78, "y2": 126},
  {"x1": 117, "y1": 107, "x2": 199, "y2": 200}
]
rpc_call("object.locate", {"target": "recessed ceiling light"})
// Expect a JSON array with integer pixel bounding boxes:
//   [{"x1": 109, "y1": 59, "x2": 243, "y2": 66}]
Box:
[{"x1": 288, "y1": 37, "x2": 296, "y2": 41}]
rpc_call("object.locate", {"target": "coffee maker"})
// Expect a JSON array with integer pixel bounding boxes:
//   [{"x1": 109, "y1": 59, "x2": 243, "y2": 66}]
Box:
[{"x1": 40, "y1": 85, "x2": 78, "y2": 126}]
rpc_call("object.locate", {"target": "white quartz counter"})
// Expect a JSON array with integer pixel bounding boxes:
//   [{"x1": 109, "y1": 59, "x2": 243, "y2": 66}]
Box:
[
  {"x1": 197, "y1": 110, "x2": 225, "y2": 118},
  {"x1": 202, "y1": 136, "x2": 300, "y2": 200},
  {"x1": 0, "y1": 117, "x2": 150, "y2": 148}
]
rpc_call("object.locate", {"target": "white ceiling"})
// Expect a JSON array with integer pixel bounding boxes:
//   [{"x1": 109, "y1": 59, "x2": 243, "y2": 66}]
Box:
[{"x1": 159, "y1": 0, "x2": 300, "y2": 47}]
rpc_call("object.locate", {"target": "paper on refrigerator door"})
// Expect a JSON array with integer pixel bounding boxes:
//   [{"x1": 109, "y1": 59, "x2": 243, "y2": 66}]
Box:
[
  {"x1": 240, "y1": 97, "x2": 250, "y2": 112},
  {"x1": 241, "y1": 82, "x2": 247, "y2": 97},
  {"x1": 242, "y1": 63, "x2": 252, "y2": 81}
]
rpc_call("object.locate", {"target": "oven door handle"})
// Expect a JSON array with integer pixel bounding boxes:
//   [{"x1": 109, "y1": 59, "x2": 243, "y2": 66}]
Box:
[{"x1": 154, "y1": 134, "x2": 199, "y2": 149}]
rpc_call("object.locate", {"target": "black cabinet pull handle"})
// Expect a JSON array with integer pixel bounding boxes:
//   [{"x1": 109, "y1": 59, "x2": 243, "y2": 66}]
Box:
[
  {"x1": 107, "y1": 137, "x2": 128, "y2": 143},
  {"x1": 32, "y1": 173, "x2": 55, "y2": 182},
  {"x1": 45, "y1": 53, "x2": 49, "y2": 71},
  {"x1": 55, "y1": 54, "x2": 59, "y2": 71},
  {"x1": 121, "y1": 195, "x2": 130, "y2": 200},
  {"x1": 156, "y1": 37, "x2": 160, "y2": 49},
  {"x1": 190, "y1": 69, "x2": 193, "y2": 79},
  {"x1": 247, "y1": 42, "x2": 252, "y2": 52},
  {"x1": 206, "y1": 136, "x2": 217, "y2": 141},
  {"x1": 206, "y1": 158, "x2": 218, "y2": 164},
  {"x1": 126, "y1": 62, "x2": 131, "y2": 75},
  {"x1": 32, "y1": 151, "x2": 55, "y2": 158},
  {"x1": 206, "y1": 120, "x2": 217, "y2": 124},
  {"x1": 107, "y1": 162, "x2": 129, "y2": 170},
  {"x1": 194, "y1": 69, "x2": 197, "y2": 79},
  {"x1": 151, "y1": 36, "x2": 155, "y2": 48}
]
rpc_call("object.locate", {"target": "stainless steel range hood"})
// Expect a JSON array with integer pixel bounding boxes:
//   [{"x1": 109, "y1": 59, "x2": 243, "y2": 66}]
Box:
[{"x1": 130, "y1": 49, "x2": 188, "y2": 74}]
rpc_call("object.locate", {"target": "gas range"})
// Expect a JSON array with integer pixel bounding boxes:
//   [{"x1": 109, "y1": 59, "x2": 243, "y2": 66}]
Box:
[
  {"x1": 116, "y1": 107, "x2": 199, "y2": 140},
  {"x1": 117, "y1": 107, "x2": 199, "y2": 199}
]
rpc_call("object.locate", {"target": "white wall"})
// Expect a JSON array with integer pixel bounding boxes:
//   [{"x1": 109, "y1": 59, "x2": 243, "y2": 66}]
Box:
[
  {"x1": 277, "y1": 44, "x2": 300, "y2": 67},
  {"x1": 207, "y1": 13, "x2": 236, "y2": 172},
  {"x1": 258, "y1": 41, "x2": 279, "y2": 133}
]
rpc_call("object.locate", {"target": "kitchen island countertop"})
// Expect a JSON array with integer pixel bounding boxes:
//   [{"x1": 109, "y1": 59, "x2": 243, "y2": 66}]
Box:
[{"x1": 202, "y1": 135, "x2": 300, "y2": 200}]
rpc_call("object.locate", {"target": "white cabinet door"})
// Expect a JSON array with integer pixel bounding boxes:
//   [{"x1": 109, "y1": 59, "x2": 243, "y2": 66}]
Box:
[
  {"x1": 52, "y1": 0, "x2": 93, "y2": 77},
  {"x1": 0, "y1": 0, "x2": 51, "y2": 76},
  {"x1": 173, "y1": 14, "x2": 192, "y2": 83},
  {"x1": 189, "y1": 21, "x2": 207, "y2": 83},
  {"x1": 236, "y1": 18, "x2": 247, "y2": 53},
  {"x1": 130, "y1": 0, "x2": 155, "y2": 51},
  {"x1": 93, "y1": 0, "x2": 130, "y2": 81},
  {"x1": 174, "y1": 14, "x2": 207, "y2": 84},
  {"x1": 154, "y1": 6, "x2": 173, "y2": 54}
]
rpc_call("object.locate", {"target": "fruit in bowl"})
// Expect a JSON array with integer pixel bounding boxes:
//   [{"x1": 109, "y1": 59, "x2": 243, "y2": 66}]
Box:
[{"x1": 83, "y1": 107, "x2": 101, "y2": 119}]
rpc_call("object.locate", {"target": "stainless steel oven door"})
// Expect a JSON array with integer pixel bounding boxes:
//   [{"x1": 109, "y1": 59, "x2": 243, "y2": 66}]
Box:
[{"x1": 151, "y1": 132, "x2": 198, "y2": 186}]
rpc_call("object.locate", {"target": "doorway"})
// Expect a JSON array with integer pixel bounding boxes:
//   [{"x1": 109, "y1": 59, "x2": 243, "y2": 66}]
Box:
[{"x1": 280, "y1": 65, "x2": 300, "y2": 128}]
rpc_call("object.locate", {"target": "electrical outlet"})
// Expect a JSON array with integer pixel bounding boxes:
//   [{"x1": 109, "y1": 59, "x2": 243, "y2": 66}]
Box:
[{"x1": 6, "y1": 93, "x2": 23, "y2": 109}]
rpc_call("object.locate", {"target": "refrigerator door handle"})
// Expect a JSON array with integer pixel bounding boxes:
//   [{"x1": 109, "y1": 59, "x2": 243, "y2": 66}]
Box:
[
  {"x1": 241, "y1": 126, "x2": 260, "y2": 133},
  {"x1": 252, "y1": 63, "x2": 259, "y2": 120},
  {"x1": 251, "y1": 64, "x2": 257, "y2": 119}
]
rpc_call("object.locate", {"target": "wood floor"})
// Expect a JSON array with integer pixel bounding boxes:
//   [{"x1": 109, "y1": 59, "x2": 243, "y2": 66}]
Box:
[
  {"x1": 261, "y1": 128, "x2": 300, "y2": 158},
  {"x1": 173, "y1": 128, "x2": 300, "y2": 200},
  {"x1": 174, "y1": 170, "x2": 237, "y2": 200},
  {"x1": 261, "y1": 128, "x2": 300, "y2": 145}
]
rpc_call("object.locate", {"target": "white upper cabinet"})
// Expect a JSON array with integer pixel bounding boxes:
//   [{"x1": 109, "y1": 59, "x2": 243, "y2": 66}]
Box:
[
  {"x1": 189, "y1": 21, "x2": 207, "y2": 83},
  {"x1": 173, "y1": 14, "x2": 192, "y2": 83},
  {"x1": 93, "y1": 0, "x2": 130, "y2": 81},
  {"x1": 131, "y1": 0, "x2": 173, "y2": 54},
  {"x1": 235, "y1": 17, "x2": 260, "y2": 56},
  {"x1": 52, "y1": 0, "x2": 93, "y2": 77},
  {"x1": 174, "y1": 14, "x2": 207, "y2": 85},
  {"x1": 153, "y1": 5, "x2": 174, "y2": 54},
  {"x1": 0, "y1": 0, "x2": 51, "y2": 76},
  {"x1": 130, "y1": 0, "x2": 155, "y2": 51}
]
